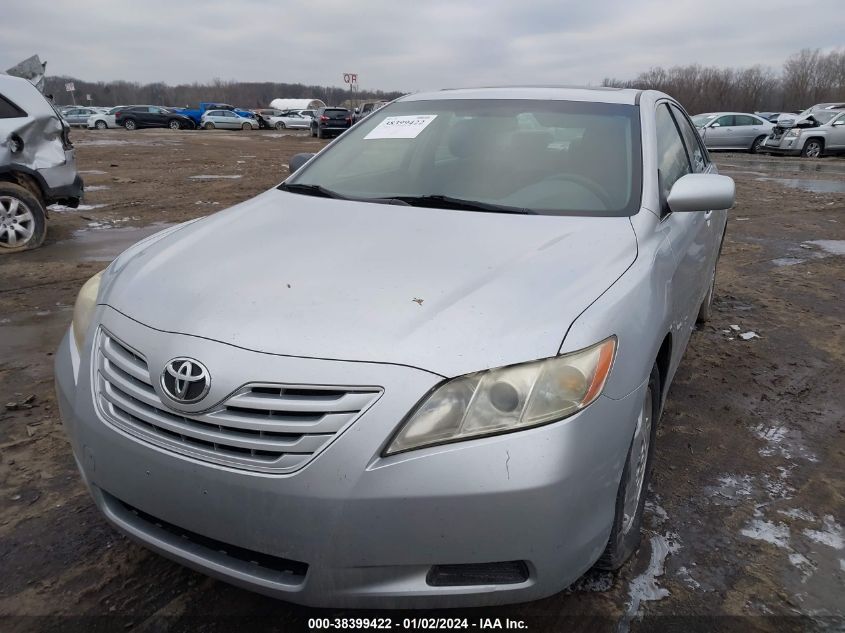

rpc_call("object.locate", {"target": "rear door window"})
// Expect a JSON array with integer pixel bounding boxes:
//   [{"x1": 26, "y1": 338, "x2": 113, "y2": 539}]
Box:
[{"x1": 734, "y1": 115, "x2": 757, "y2": 126}]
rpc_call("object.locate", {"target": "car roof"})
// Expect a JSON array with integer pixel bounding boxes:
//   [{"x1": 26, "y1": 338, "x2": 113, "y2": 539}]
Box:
[{"x1": 399, "y1": 86, "x2": 643, "y2": 105}]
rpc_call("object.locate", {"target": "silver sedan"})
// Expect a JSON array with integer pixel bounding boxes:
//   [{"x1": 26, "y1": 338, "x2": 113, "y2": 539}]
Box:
[
  {"x1": 267, "y1": 112, "x2": 312, "y2": 130},
  {"x1": 199, "y1": 109, "x2": 257, "y2": 130},
  {"x1": 692, "y1": 112, "x2": 774, "y2": 152},
  {"x1": 57, "y1": 87, "x2": 733, "y2": 608}
]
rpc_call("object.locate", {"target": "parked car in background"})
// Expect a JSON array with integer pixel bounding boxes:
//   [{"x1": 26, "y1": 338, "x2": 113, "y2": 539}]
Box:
[
  {"x1": 310, "y1": 107, "x2": 351, "y2": 138},
  {"x1": 1, "y1": 75, "x2": 83, "y2": 253},
  {"x1": 115, "y1": 106, "x2": 195, "y2": 130},
  {"x1": 62, "y1": 106, "x2": 101, "y2": 127},
  {"x1": 267, "y1": 111, "x2": 312, "y2": 129},
  {"x1": 352, "y1": 100, "x2": 388, "y2": 123},
  {"x1": 200, "y1": 109, "x2": 258, "y2": 130},
  {"x1": 87, "y1": 106, "x2": 126, "y2": 130},
  {"x1": 692, "y1": 112, "x2": 773, "y2": 152},
  {"x1": 58, "y1": 86, "x2": 734, "y2": 607},
  {"x1": 775, "y1": 103, "x2": 845, "y2": 129},
  {"x1": 178, "y1": 103, "x2": 257, "y2": 128},
  {"x1": 253, "y1": 108, "x2": 284, "y2": 129},
  {"x1": 763, "y1": 109, "x2": 845, "y2": 157}
]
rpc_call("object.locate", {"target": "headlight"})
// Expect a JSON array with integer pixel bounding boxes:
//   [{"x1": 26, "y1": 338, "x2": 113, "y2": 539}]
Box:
[
  {"x1": 72, "y1": 271, "x2": 104, "y2": 350},
  {"x1": 385, "y1": 337, "x2": 617, "y2": 456},
  {"x1": 785, "y1": 129, "x2": 800, "y2": 138}
]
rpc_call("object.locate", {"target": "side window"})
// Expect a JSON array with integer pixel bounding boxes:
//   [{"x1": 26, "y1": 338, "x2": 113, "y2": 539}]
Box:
[
  {"x1": 734, "y1": 115, "x2": 756, "y2": 126},
  {"x1": 715, "y1": 115, "x2": 734, "y2": 127},
  {"x1": 670, "y1": 104, "x2": 708, "y2": 173},
  {"x1": 0, "y1": 94, "x2": 26, "y2": 119},
  {"x1": 655, "y1": 103, "x2": 692, "y2": 206}
]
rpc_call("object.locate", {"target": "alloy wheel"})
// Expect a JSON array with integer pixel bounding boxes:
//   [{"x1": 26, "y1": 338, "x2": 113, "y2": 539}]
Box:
[{"x1": 0, "y1": 196, "x2": 35, "y2": 250}]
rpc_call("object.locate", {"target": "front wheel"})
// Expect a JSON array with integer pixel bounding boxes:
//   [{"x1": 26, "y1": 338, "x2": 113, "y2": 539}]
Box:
[
  {"x1": 275, "y1": 121, "x2": 286, "y2": 130},
  {"x1": 241, "y1": 122, "x2": 252, "y2": 130},
  {"x1": 801, "y1": 139, "x2": 823, "y2": 158},
  {"x1": 594, "y1": 364, "x2": 660, "y2": 570},
  {"x1": 168, "y1": 119, "x2": 181, "y2": 130},
  {"x1": 697, "y1": 268, "x2": 716, "y2": 323},
  {"x1": 0, "y1": 183, "x2": 47, "y2": 254},
  {"x1": 203, "y1": 122, "x2": 215, "y2": 130},
  {"x1": 95, "y1": 120, "x2": 107, "y2": 130},
  {"x1": 124, "y1": 119, "x2": 137, "y2": 130}
]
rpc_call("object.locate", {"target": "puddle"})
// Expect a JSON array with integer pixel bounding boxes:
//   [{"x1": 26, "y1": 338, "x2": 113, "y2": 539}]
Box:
[
  {"x1": 754, "y1": 177, "x2": 845, "y2": 194},
  {"x1": 84, "y1": 185, "x2": 110, "y2": 192},
  {"x1": 188, "y1": 175, "x2": 242, "y2": 180},
  {"x1": 41, "y1": 223, "x2": 173, "y2": 262},
  {"x1": 721, "y1": 159, "x2": 845, "y2": 176},
  {"x1": 771, "y1": 257, "x2": 806, "y2": 267},
  {"x1": 78, "y1": 169, "x2": 108, "y2": 175}
]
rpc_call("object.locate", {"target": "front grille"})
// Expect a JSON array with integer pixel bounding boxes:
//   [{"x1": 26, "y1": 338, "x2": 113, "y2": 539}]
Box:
[{"x1": 94, "y1": 328, "x2": 382, "y2": 474}]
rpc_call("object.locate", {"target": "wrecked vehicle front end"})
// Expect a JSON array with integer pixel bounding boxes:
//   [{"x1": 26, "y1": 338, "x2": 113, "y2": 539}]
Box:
[{"x1": 1, "y1": 74, "x2": 83, "y2": 252}]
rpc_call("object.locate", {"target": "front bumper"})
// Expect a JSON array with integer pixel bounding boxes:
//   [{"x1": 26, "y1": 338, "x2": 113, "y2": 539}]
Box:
[
  {"x1": 55, "y1": 308, "x2": 644, "y2": 608},
  {"x1": 762, "y1": 135, "x2": 801, "y2": 155}
]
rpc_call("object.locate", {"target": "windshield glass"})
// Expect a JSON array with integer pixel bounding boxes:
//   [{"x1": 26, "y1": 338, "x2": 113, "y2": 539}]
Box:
[
  {"x1": 812, "y1": 111, "x2": 841, "y2": 124},
  {"x1": 691, "y1": 114, "x2": 717, "y2": 127},
  {"x1": 286, "y1": 99, "x2": 642, "y2": 217}
]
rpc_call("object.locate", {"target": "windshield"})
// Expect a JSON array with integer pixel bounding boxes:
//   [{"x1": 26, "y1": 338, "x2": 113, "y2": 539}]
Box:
[
  {"x1": 286, "y1": 99, "x2": 642, "y2": 217},
  {"x1": 812, "y1": 111, "x2": 841, "y2": 125},
  {"x1": 691, "y1": 114, "x2": 717, "y2": 127}
]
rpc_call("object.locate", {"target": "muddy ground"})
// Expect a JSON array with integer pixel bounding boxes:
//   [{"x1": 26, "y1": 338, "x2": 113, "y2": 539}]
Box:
[{"x1": 0, "y1": 129, "x2": 843, "y2": 632}]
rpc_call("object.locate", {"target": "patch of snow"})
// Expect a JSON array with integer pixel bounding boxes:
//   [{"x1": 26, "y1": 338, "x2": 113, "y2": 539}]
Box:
[
  {"x1": 740, "y1": 331, "x2": 760, "y2": 340},
  {"x1": 803, "y1": 240, "x2": 845, "y2": 256},
  {"x1": 803, "y1": 516, "x2": 844, "y2": 550},
  {"x1": 676, "y1": 566, "x2": 701, "y2": 590},
  {"x1": 624, "y1": 533, "x2": 680, "y2": 620},
  {"x1": 730, "y1": 324, "x2": 741, "y2": 331},
  {"x1": 48, "y1": 203, "x2": 107, "y2": 213},
  {"x1": 771, "y1": 257, "x2": 806, "y2": 267},
  {"x1": 78, "y1": 169, "x2": 107, "y2": 174},
  {"x1": 779, "y1": 508, "x2": 817, "y2": 522},
  {"x1": 788, "y1": 552, "x2": 816, "y2": 582},
  {"x1": 188, "y1": 174, "x2": 242, "y2": 180},
  {"x1": 84, "y1": 185, "x2": 110, "y2": 191},
  {"x1": 740, "y1": 519, "x2": 791, "y2": 549}
]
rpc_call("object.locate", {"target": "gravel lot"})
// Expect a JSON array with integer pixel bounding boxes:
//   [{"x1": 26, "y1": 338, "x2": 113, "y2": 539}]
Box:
[{"x1": 1, "y1": 129, "x2": 843, "y2": 632}]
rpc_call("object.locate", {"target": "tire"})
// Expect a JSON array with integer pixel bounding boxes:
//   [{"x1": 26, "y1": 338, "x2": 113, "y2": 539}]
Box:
[
  {"x1": 697, "y1": 268, "x2": 716, "y2": 323},
  {"x1": 594, "y1": 364, "x2": 660, "y2": 570},
  {"x1": 168, "y1": 119, "x2": 181, "y2": 130},
  {"x1": 750, "y1": 135, "x2": 766, "y2": 154},
  {"x1": 311, "y1": 125, "x2": 317, "y2": 138},
  {"x1": 275, "y1": 121, "x2": 286, "y2": 130},
  {"x1": 317, "y1": 127, "x2": 325, "y2": 139},
  {"x1": 241, "y1": 122, "x2": 250, "y2": 130},
  {"x1": 123, "y1": 119, "x2": 137, "y2": 131},
  {"x1": 203, "y1": 122, "x2": 215, "y2": 130},
  {"x1": 0, "y1": 183, "x2": 47, "y2": 254},
  {"x1": 801, "y1": 138, "x2": 824, "y2": 158},
  {"x1": 95, "y1": 120, "x2": 107, "y2": 130}
]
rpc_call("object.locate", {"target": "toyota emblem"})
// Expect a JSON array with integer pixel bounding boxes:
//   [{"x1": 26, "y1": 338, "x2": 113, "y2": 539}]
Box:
[{"x1": 161, "y1": 357, "x2": 211, "y2": 404}]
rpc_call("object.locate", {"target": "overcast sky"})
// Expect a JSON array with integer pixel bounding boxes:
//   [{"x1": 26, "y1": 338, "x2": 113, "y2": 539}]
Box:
[{"x1": 3, "y1": 0, "x2": 843, "y2": 92}]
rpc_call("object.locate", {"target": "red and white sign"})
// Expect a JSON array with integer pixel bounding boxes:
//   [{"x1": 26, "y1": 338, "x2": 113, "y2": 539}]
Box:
[{"x1": 343, "y1": 73, "x2": 358, "y2": 85}]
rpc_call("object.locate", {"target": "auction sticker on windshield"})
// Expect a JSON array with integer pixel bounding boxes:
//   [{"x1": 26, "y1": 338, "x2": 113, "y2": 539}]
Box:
[{"x1": 364, "y1": 115, "x2": 437, "y2": 140}]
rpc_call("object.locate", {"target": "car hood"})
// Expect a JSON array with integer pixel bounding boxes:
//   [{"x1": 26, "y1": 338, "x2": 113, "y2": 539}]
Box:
[{"x1": 102, "y1": 191, "x2": 637, "y2": 377}]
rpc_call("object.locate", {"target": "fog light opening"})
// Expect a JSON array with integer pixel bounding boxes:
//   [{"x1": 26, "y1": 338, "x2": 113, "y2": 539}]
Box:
[{"x1": 426, "y1": 561, "x2": 529, "y2": 587}]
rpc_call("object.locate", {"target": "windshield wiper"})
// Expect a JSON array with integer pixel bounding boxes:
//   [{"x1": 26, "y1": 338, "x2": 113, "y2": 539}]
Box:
[
  {"x1": 386, "y1": 195, "x2": 535, "y2": 215},
  {"x1": 278, "y1": 183, "x2": 410, "y2": 206},
  {"x1": 278, "y1": 182, "x2": 346, "y2": 199}
]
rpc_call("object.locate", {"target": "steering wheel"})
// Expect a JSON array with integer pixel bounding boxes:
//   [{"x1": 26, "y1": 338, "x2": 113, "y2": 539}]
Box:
[{"x1": 542, "y1": 173, "x2": 614, "y2": 209}]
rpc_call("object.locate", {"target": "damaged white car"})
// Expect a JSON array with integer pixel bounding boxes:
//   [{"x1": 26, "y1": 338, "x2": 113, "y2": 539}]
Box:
[{"x1": 1, "y1": 74, "x2": 83, "y2": 253}]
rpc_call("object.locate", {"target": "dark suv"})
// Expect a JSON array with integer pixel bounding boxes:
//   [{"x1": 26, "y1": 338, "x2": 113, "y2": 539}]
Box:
[
  {"x1": 1, "y1": 75, "x2": 83, "y2": 253},
  {"x1": 310, "y1": 107, "x2": 351, "y2": 139},
  {"x1": 115, "y1": 106, "x2": 195, "y2": 130}
]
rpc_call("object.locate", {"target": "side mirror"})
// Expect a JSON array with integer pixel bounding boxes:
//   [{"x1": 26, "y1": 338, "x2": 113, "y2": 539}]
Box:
[
  {"x1": 833, "y1": 120, "x2": 845, "y2": 126},
  {"x1": 667, "y1": 173, "x2": 735, "y2": 213},
  {"x1": 289, "y1": 152, "x2": 315, "y2": 174},
  {"x1": 710, "y1": 122, "x2": 720, "y2": 128}
]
